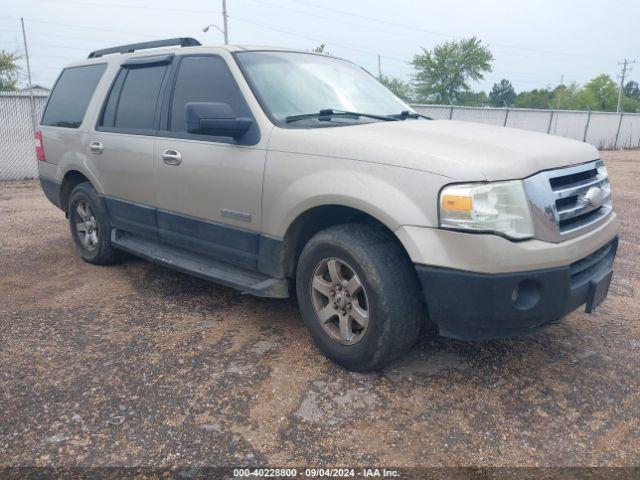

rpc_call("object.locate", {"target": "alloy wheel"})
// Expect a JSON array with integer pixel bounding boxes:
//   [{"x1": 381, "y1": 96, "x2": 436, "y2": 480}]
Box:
[
  {"x1": 310, "y1": 257, "x2": 369, "y2": 345},
  {"x1": 74, "y1": 200, "x2": 99, "y2": 251}
]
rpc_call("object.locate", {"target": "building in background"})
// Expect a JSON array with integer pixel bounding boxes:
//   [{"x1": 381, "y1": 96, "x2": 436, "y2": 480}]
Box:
[{"x1": 17, "y1": 85, "x2": 50, "y2": 96}]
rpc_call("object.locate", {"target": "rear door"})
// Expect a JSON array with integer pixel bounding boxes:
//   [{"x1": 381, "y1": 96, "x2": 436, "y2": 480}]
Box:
[
  {"x1": 90, "y1": 55, "x2": 172, "y2": 239},
  {"x1": 39, "y1": 63, "x2": 107, "y2": 184},
  {"x1": 153, "y1": 54, "x2": 265, "y2": 270}
]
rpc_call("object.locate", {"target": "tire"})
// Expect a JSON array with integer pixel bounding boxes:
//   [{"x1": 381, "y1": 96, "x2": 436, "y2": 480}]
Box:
[
  {"x1": 296, "y1": 223, "x2": 424, "y2": 371},
  {"x1": 68, "y1": 182, "x2": 120, "y2": 265}
]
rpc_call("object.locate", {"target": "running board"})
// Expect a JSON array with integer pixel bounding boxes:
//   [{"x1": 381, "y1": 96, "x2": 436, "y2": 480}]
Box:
[{"x1": 111, "y1": 230, "x2": 289, "y2": 298}]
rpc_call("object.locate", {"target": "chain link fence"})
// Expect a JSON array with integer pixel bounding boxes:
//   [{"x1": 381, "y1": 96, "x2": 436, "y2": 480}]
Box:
[
  {"x1": 1, "y1": 94, "x2": 639, "y2": 181},
  {"x1": 0, "y1": 91, "x2": 47, "y2": 181},
  {"x1": 412, "y1": 104, "x2": 640, "y2": 150}
]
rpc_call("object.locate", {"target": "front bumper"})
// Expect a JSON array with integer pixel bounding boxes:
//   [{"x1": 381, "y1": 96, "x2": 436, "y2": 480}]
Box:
[{"x1": 416, "y1": 236, "x2": 618, "y2": 340}]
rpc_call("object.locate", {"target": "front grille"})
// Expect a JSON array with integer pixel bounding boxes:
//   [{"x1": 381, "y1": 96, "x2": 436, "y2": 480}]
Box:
[
  {"x1": 550, "y1": 162, "x2": 611, "y2": 234},
  {"x1": 523, "y1": 159, "x2": 613, "y2": 242},
  {"x1": 569, "y1": 239, "x2": 616, "y2": 287}
]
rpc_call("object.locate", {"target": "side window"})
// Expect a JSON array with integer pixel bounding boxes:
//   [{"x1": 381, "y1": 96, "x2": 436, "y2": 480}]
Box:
[
  {"x1": 100, "y1": 64, "x2": 167, "y2": 131},
  {"x1": 42, "y1": 64, "x2": 106, "y2": 128},
  {"x1": 170, "y1": 56, "x2": 251, "y2": 132}
]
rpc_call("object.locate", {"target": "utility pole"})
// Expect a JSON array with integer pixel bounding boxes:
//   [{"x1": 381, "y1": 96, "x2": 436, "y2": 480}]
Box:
[
  {"x1": 377, "y1": 55, "x2": 381, "y2": 80},
  {"x1": 20, "y1": 17, "x2": 36, "y2": 134},
  {"x1": 222, "y1": 0, "x2": 229, "y2": 44},
  {"x1": 616, "y1": 58, "x2": 636, "y2": 113}
]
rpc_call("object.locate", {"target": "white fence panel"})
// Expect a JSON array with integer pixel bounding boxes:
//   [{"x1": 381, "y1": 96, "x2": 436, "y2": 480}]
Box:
[
  {"x1": 412, "y1": 105, "x2": 450, "y2": 120},
  {"x1": 617, "y1": 115, "x2": 640, "y2": 149},
  {"x1": 545, "y1": 110, "x2": 589, "y2": 142},
  {"x1": 0, "y1": 93, "x2": 47, "y2": 181},
  {"x1": 412, "y1": 104, "x2": 640, "y2": 149},
  {"x1": 585, "y1": 112, "x2": 621, "y2": 150},
  {"x1": 506, "y1": 109, "x2": 552, "y2": 133},
  {"x1": 451, "y1": 106, "x2": 506, "y2": 126},
  {"x1": 0, "y1": 96, "x2": 638, "y2": 181}
]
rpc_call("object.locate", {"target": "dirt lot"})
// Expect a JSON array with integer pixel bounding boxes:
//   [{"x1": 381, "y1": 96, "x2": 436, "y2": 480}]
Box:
[{"x1": 1, "y1": 150, "x2": 639, "y2": 469}]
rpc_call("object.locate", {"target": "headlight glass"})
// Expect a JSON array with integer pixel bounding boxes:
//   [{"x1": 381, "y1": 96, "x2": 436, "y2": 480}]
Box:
[{"x1": 439, "y1": 180, "x2": 534, "y2": 240}]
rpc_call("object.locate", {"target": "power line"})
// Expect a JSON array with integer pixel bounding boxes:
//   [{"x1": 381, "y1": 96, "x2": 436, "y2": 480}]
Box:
[
  {"x1": 242, "y1": 0, "x2": 442, "y2": 43},
  {"x1": 3, "y1": 10, "x2": 599, "y2": 90},
  {"x1": 38, "y1": 0, "x2": 219, "y2": 15},
  {"x1": 0, "y1": 29, "x2": 112, "y2": 43},
  {"x1": 285, "y1": 0, "x2": 591, "y2": 59},
  {"x1": 36, "y1": 0, "x2": 592, "y2": 60},
  {"x1": 22, "y1": 18, "x2": 158, "y2": 38},
  {"x1": 31, "y1": 0, "x2": 413, "y2": 62},
  {"x1": 243, "y1": 0, "x2": 596, "y2": 62},
  {"x1": 231, "y1": 15, "x2": 411, "y2": 63},
  {"x1": 2, "y1": 39, "x2": 92, "y2": 51}
]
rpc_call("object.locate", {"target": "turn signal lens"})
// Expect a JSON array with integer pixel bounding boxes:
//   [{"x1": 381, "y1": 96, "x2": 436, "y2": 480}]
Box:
[{"x1": 441, "y1": 195, "x2": 472, "y2": 212}]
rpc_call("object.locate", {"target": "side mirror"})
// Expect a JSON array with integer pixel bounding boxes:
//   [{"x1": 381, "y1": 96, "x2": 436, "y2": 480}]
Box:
[{"x1": 185, "y1": 102, "x2": 252, "y2": 138}]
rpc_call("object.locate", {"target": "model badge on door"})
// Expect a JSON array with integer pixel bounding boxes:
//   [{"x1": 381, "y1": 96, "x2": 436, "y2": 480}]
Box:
[{"x1": 221, "y1": 209, "x2": 251, "y2": 222}]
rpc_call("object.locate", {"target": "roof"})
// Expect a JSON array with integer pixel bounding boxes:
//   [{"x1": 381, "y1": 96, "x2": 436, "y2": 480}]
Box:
[
  {"x1": 61, "y1": 38, "x2": 344, "y2": 70},
  {"x1": 86, "y1": 37, "x2": 307, "y2": 59}
]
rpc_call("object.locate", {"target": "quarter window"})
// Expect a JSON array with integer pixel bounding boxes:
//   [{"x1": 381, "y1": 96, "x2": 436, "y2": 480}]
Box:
[{"x1": 42, "y1": 64, "x2": 106, "y2": 128}]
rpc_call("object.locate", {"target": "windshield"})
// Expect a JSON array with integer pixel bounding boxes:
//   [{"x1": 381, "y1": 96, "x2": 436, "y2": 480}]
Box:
[{"x1": 235, "y1": 51, "x2": 411, "y2": 126}]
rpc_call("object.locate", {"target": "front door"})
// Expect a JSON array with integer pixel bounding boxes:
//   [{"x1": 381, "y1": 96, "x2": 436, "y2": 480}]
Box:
[{"x1": 153, "y1": 54, "x2": 266, "y2": 270}]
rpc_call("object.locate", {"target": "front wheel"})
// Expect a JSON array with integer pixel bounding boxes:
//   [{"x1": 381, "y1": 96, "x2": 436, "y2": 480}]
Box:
[{"x1": 296, "y1": 224, "x2": 424, "y2": 371}]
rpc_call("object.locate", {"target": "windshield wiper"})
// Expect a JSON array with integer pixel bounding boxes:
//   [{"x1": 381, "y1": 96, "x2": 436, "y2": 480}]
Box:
[
  {"x1": 389, "y1": 110, "x2": 432, "y2": 120},
  {"x1": 285, "y1": 108, "x2": 398, "y2": 124}
]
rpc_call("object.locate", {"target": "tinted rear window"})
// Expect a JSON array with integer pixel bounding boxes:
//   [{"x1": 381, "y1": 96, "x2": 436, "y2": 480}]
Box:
[
  {"x1": 42, "y1": 64, "x2": 106, "y2": 128},
  {"x1": 100, "y1": 65, "x2": 167, "y2": 131}
]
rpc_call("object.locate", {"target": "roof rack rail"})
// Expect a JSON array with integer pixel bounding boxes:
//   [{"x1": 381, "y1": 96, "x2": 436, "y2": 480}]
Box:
[{"x1": 88, "y1": 37, "x2": 202, "y2": 59}]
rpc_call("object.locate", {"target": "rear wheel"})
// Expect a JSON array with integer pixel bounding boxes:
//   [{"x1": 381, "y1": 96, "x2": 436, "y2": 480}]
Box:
[
  {"x1": 296, "y1": 223, "x2": 423, "y2": 371},
  {"x1": 68, "y1": 182, "x2": 120, "y2": 265}
]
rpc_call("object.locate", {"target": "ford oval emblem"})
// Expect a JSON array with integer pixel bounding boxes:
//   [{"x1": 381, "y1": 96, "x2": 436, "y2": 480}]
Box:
[{"x1": 585, "y1": 186, "x2": 605, "y2": 208}]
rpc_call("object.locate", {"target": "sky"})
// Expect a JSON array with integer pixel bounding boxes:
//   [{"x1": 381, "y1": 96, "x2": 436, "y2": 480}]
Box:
[{"x1": 1, "y1": 0, "x2": 638, "y2": 93}]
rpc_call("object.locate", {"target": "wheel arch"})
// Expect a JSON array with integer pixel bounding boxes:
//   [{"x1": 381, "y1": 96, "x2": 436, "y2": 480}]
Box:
[
  {"x1": 59, "y1": 169, "x2": 97, "y2": 215},
  {"x1": 268, "y1": 204, "x2": 414, "y2": 280}
]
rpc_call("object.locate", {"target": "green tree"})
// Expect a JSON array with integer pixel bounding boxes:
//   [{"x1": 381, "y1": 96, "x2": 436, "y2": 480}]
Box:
[
  {"x1": 379, "y1": 74, "x2": 413, "y2": 102},
  {"x1": 513, "y1": 88, "x2": 554, "y2": 109},
  {"x1": 620, "y1": 96, "x2": 640, "y2": 113},
  {"x1": 488, "y1": 79, "x2": 516, "y2": 107},
  {"x1": 457, "y1": 90, "x2": 489, "y2": 107},
  {"x1": 576, "y1": 74, "x2": 618, "y2": 111},
  {"x1": 0, "y1": 50, "x2": 22, "y2": 91},
  {"x1": 623, "y1": 80, "x2": 640, "y2": 101},
  {"x1": 312, "y1": 43, "x2": 330, "y2": 55},
  {"x1": 551, "y1": 82, "x2": 580, "y2": 109},
  {"x1": 411, "y1": 37, "x2": 493, "y2": 104}
]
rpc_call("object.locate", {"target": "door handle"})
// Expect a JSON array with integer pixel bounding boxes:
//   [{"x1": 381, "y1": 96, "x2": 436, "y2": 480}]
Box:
[
  {"x1": 89, "y1": 141, "x2": 103, "y2": 154},
  {"x1": 162, "y1": 149, "x2": 182, "y2": 166}
]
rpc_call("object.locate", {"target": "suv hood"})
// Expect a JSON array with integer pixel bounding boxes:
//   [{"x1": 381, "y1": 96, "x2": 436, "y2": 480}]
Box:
[{"x1": 268, "y1": 119, "x2": 601, "y2": 181}]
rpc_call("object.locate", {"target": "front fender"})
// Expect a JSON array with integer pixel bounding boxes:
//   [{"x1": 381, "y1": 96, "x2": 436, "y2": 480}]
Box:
[{"x1": 261, "y1": 151, "x2": 450, "y2": 237}]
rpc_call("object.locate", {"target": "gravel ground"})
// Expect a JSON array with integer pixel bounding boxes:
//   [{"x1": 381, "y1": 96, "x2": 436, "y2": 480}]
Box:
[{"x1": 0, "y1": 150, "x2": 638, "y2": 469}]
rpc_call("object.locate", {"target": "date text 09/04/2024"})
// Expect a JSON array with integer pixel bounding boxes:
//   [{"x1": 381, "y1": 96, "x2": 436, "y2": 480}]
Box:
[{"x1": 232, "y1": 468, "x2": 400, "y2": 477}]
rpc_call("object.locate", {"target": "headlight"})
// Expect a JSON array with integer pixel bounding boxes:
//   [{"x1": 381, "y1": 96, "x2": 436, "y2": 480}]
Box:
[{"x1": 439, "y1": 180, "x2": 534, "y2": 240}]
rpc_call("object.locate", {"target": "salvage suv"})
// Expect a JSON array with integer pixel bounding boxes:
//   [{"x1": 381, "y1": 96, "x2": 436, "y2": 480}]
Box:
[{"x1": 37, "y1": 38, "x2": 619, "y2": 371}]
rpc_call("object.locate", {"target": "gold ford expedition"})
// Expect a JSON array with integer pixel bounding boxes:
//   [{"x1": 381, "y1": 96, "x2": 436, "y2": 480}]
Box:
[{"x1": 37, "y1": 38, "x2": 619, "y2": 371}]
